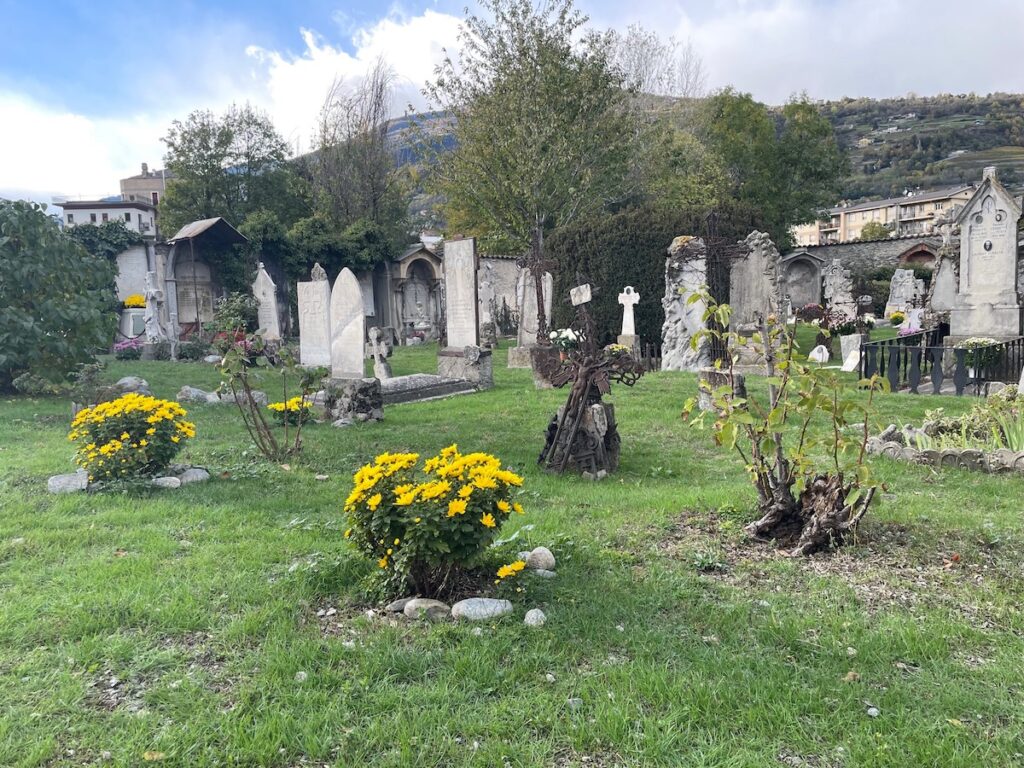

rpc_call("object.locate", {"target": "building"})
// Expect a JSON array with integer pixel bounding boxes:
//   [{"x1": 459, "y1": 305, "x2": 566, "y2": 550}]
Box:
[
  {"x1": 119, "y1": 163, "x2": 171, "y2": 207},
  {"x1": 793, "y1": 184, "x2": 976, "y2": 246},
  {"x1": 57, "y1": 199, "x2": 158, "y2": 236}
]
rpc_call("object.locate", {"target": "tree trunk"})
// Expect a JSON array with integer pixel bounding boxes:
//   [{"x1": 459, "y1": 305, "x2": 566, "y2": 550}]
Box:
[{"x1": 532, "y1": 226, "x2": 548, "y2": 344}]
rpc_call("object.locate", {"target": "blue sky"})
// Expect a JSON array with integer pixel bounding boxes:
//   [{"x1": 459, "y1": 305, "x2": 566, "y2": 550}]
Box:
[{"x1": 3, "y1": 0, "x2": 1023, "y2": 204}]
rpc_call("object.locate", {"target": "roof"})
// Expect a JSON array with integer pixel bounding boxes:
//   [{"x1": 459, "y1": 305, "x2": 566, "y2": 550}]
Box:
[
  {"x1": 167, "y1": 217, "x2": 247, "y2": 245},
  {"x1": 122, "y1": 168, "x2": 174, "y2": 180},
  {"x1": 58, "y1": 199, "x2": 156, "y2": 211},
  {"x1": 396, "y1": 243, "x2": 438, "y2": 261},
  {"x1": 828, "y1": 184, "x2": 975, "y2": 215}
]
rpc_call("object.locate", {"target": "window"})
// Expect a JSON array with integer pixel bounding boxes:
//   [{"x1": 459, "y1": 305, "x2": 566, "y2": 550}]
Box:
[
  {"x1": 90, "y1": 213, "x2": 97, "y2": 223},
  {"x1": 138, "y1": 213, "x2": 142, "y2": 224},
  {"x1": 124, "y1": 212, "x2": 131, "y2": 222},
  {"x1": 101, "y1": 212, "x2": 108, "y2": 222},
  {"x1": 151, "y1": 192, "x2": 159, "y2": 205},
  {"x1": 67, "y1": 213, "x2": 74, "y2": 223}
]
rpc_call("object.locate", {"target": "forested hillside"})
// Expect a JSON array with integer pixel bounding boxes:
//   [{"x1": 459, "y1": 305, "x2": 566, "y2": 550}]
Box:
[{"x1": 820, "y1": 93, "x2": 1024, "y2": 200}]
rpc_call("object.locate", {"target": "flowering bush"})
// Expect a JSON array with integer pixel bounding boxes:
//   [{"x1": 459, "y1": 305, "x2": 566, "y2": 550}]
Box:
[
  {"x1": 955, "y1": 337, "x2": 1003, "y2": 371},
  {"x1": 267, "y1": 396, "x2": 313, "y2": 426},
  {"x1": 549, "y1": 328, "x2": 579, "y2": 351},
  {"x1": 113, "y1": 337, "x2": 143, "y2": 360},
  {"x1": 123, "y1": 294, "x2": 145, "y2": 309},
  {"x1": 888, "y1": 310, "x2": 906, "y2": 325},
  {"x1": 344, "y1": 445, "x2": 525, "y2": 594},
  {"x1": 67, "y1": 393, "x2": 196, "y2": 482},
  {"x1": 796, "y1": 303, "x2": 825, "y2": 323}
]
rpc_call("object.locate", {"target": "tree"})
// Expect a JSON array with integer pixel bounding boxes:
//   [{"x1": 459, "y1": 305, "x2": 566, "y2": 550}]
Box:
[
  {"x1": 420, "y1": 0, "x2": 639, "y2": 341},
  {"x1": 607, "y1": 24, "x2": 706, "y2": 100},
  {"x1": 0, "y1": 201, "x2": 117, "y2": 391},
  {"x1": 858, "y1": 221, "x2": 891, "y2": 240},
  {"x1": 160, "y1": 104, "x2": 297, "y2": 234},
  {"x1": 66, "y1": 220, "x2": 143, "y2": 261},
  {"x1": 287, "y1": 215, "x2": 391, "y2": 277},
  {"x1": 698, "y1": 89, "x2": 847, "y2": 246}
]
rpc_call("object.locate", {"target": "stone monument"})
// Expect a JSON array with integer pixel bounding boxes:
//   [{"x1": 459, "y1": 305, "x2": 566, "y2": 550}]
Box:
[
  {"x1": 507, "y1": 268, "x2": 553, "y2": 368},
  {"x1": 950, "y1": 166, "x2": 1023, "y2": 341},
  {"x1": 368, "y1": 326, "x2": 393, "y2": 380},
  {"x1": 252, "y1": 262, "x2": 281, "y2": 341},
  {"x1": 298, "y1": 263, "x2": 332, "y2": 367},
  {"x1": 884, "y1": 268, "x2": 925, "y2": 318},
  {"x1": 329, "y1": 267, "x2": 366, "y2": 379},
  {"x1": 728, "y1": 230, "x2": 782, "y2": 329},
  {"x1": 617, "y1": 286, "x2": 640, "y2": 350},
  {"x1": 141, "y1": 271, "x2": 166, "y2": 360},
  {"x1": 928, "y1": 254, "x2": 958, "y2": 314},
  {"x1": 661, "y1": 236, "x2": 710, "y2": 371},
  {"x1": 437, "y1": 237, "x2": 493, "y2": 389},
  {"x1": 822, "y1": 259, "x2": 856, "y2": 321}
]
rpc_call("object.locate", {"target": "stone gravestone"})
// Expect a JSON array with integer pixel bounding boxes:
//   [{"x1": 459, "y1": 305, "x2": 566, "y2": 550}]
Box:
[
  {"x1": 822, "y1": 259, "x2": 856, "y2": 321},
  {"x1": 141, "y1": 271, "x2": 166, "y2": 360},
  {"x1": 808, "y1": 345, "x2": 831, "y2": 364},
  {"x1": 617, "y1": 286, "x2": 640, "y2": 350},
  {"x1": 298, "y1": 263, "x2": 332, "y2": 367},
  {"x1": 329, "y1": 267, "x2": 366, "y2": 379},
  {"x1": 252, "y1": 262, "x2": 281, "y2": 341},
  {"x1": 951, "y1": 166, "x2": 1023, "y2": 341},
  {"x1": 661, "y1": 236, "x2": 710, "y2": 371},
  {"x1": 438, "y1": 238, "x2": 493, "y2": 389},
  {"x1": 368, "y1": 326, "x2": 392, "y2": 380},
  {"x1": 884, "y1": 269, "x2": 925, "y2": 318},
  {"x1": 728, "y1": 230, "x2": 782, "y2": 329},
  {"x1": 841, "y1": 350, "x2": 861, "y2": 373},
  {"x1": 508, "y1": 268, "x2": 553, "y2": 368},
  {"x1": 928, "y1": 254, "x2": 958, "y2": 314}
]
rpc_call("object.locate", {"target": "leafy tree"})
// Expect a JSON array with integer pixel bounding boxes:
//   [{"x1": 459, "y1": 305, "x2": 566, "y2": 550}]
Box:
[
  {"x1": 420, "y1": 0, "x2": 639, "y2": 341},
  {"x1": 66, "y1": 220, "x2": 143, "y2": 260},
  {"x1": 858, "y1": 220, "x2": 891, "y2": 240},
  {"x1": 160, "y1": 104, "x2": 300, "y2": 234},
  {"x1": 0, "y1": 200, "x2": 117, "y2": 391},
  {"x1": 287, "y1": 215, "x2": 391, "y2": 278},
  {"x1": 698, "y1": 89, "x2": 846, "y2": 247}
]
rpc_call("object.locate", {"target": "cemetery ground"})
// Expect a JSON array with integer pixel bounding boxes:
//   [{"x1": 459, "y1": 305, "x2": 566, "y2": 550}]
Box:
[{"x1": 2, "y1": 344, "x2": 1023, "y2": 767}]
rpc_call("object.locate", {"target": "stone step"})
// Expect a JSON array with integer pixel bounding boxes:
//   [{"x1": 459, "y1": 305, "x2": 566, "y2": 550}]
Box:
[{"x1": 380, "y1": 374, "x2": 478, "y2": 405}]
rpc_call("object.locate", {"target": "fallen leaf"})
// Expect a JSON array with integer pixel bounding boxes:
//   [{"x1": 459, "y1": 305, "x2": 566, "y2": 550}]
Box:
[
  {"x1": 114, "y1": 549, "x2": 127, "y2": 558},
  {"x1": 947, "y1": 718, "x2": 964, "y2": 728},
  {"x1": 843, "y1": 670, "x2": 860, "y2": 683},
  {"x1": 280, "y1": 464, "x2": 291, "y2": 471},
  {"x1": 143, "y1": 752, "x2": 165, "y2": 761}
]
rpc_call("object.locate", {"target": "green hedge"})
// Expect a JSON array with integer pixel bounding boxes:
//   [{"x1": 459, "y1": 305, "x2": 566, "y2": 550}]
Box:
[{"x1": 545, "y1": 203, "x2": 761, "y2": 344}]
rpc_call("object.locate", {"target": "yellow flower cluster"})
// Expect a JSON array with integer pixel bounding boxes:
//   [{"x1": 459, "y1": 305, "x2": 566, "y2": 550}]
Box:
[
  {"x1": 122, "y1": 293, "x2": 146, "y2": 308},
  {"x1": 67, "y1": 393, "x2": 195, "y2": 481},
  {"x1": 497, "y1": 560, "x2": 526, "y2": 579},
  {"x1": 267, "y1": 396, "x2": 312, "y2": 413}
]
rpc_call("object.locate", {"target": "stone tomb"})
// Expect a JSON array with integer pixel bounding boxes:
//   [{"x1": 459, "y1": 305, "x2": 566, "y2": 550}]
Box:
[
  {"x1": 822, "y1": 259, "x2": 856, "y2": 321},
  {"x1": 950, "y1": 166, "x2": 1023, "y2": 341},
  {"x1": 437, "y1": 237, "x2": 493, "y2": 389},
  {"x1": 298, "y1": 263, "x2": 332, "y2": 367},
  {"x1": 252, "y1": 262, "x2": 281, "y2": 341},
  {"x1": 661, "y1": 236, "x2": 710, "y2": 371},
  {"x1": 728, "y1": 230, "x2": 782, "y2": 329}
]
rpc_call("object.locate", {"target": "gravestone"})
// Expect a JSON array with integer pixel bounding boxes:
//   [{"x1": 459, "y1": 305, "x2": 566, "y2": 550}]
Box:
[
  {"x1": 928, "y1": 254, "x2": 958, "y2": 313},
  {"x1": 438, "y1": 237, "x2": 492, "y2": 389},
  {"x1": 617, "y1": 286, "x2": 640, "y2": 350},
  {"x1": 950, "y1": 166, "x2": 1023, "y2": 341},
  {"x1": 661, "y1": 236, "x2": 710, "y2": 371},
  {"x1": 901, "y1": 307, "x2": 925, "y2": 333},
  {"x1": 808, "y1": 345, "x2": 830, "y2": 364},
  {"x1": 729, "y1": 230, "x2": 782, "y2": 329},
  {"x1": 841, "y1": 350, "x2": 861, "y2": 373},
  {"x1": 141, "y1": 271, "x2": 166, "y2": 360},
  {"x1": 884, "y1": 269, "x2": 925, "y2": 318},
  {"x1": 822, "y1": 259, "x2": 856, "y2": 320},
  {"x1": 508, "y1": 268, "x2": 553, "y2": 368},
  {"x1": 298, "y1": 263, "x2": 332, "y2": 367},
  {"x1": 329, "y1": 267, "x2": 365, "y2": 379},
  {"x1": 368, "y1": 326, "x2": 393, "y2": 380},
  {"x1": 252, "y1": 262, "x2": 281, "y2": 341}
]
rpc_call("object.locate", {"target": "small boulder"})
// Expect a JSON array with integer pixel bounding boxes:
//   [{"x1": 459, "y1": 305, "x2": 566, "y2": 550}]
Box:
[
  {"x1": 531, "y1": 569, "x2": 557, "y2": 579},
  {"x1": 451, "y1": 598, "x2": 513, "y2": 621},
  {"x1": 384, "y1": 597, "x2": 414, "y2": 613},
  {"x1": 525, "y1": 546, "x2": 556, "y2": 571},
  {"x1": 177, "y1": 468, "x2": 210, "y2": 485},
  {"x1": 203, "y1": 354, "x2": 222, "y2": 364},
  {"x1": 47, "y1": 470, "x2": 88, "y2": 494},
  {"x1": 176, "y1": 386, "x2": 211, "y2": 403},
  {"x1": 113, "y1": 376, "x2": 151, "y2": 395},
  {"x1": 403, "y1": 598, "x2": 450, "y2": 622},
  {"x1": 524, "y1": 608, "x2": 546, "y2": 627},
  {"x1": 152, "y1": 476, "x2": 181, "y2": 489}
]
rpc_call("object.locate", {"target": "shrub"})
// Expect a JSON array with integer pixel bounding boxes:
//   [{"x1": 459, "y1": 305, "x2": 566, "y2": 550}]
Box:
[
  {"x1": 68, "y1": 393, "x2": 196, "y2": 482},
  {"x1": 213, "y1": 293, "x2": 259, "y2": 334},
  {"x1": 123, "y1": 294, "x2": 145, "y2": 309},
  {"x1": 343, "y1": 445, "x2": 525, "y2": 595},
  {"x1": 796, "y1": 303, "x2": 825, "y2": 322},
  {"x1": 177, "y1": 339, "x2": 210, "y2": 361},
  {"x1": 113, "y1": 338, "x2": 143, "y2": 360},
  {"x1": 955, "y1": 337, "x2": 1002, "y2": 371},
  {"x1": 267, "y1": 396, "x2": 313, "y2": 426}
]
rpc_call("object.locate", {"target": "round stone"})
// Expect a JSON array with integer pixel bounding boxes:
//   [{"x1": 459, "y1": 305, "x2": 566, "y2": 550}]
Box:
[
  {"x1": 524, "y1": 608, "x2": 546, "y2": 627},
  {"x1": 403, "y1": 598, "x2": 451, "y2": 622},
  {"x1": 525, "y1": 546, "x2": 556, "y2": 571},
  {"x1": 451, "y1": 597, "x2": 513, "y2": 621}
]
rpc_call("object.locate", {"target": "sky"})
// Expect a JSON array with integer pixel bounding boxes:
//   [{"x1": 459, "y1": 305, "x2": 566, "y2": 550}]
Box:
[{"x1": 3, "y1": 0, "x2": 1024, "y2": 206}]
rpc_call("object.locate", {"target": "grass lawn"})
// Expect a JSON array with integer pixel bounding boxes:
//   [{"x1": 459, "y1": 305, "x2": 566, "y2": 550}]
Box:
[{"x1": 2, "y1": 342, "x2": 1023, "y2": 766}]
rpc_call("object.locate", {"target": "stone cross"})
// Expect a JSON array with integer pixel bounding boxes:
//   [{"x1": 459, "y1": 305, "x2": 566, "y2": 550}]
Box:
[
  {"x1": 618, "y1": 286, "x2": 639, "y2": 336},
  {"x1": 368, "y1": 326, "x2": 392, "y2": 380}
]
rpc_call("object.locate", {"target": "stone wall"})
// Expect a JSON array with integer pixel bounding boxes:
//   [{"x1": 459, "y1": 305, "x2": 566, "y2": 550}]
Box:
[{"x1": 783, "y1": 237, "x2": 941, "y2": 279}]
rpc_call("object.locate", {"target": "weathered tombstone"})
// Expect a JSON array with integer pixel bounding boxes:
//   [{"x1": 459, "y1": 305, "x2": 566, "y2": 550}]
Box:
[
  {"x1": 841, "y1": 350, "x2": 861, "y2": 373},
  {"x1": 928, "y1": 254, "x2": 958, "y2": 313},
  {"x1": 438, "y1": 238, "x2": 493, "y2": 389},
  {"x1": 697, "y1": 367, "x2": 747, "y2": 412},
  {"x1": 368, "y1": 326, "x2": 393, "y2": 380},
  {"x1": 661, "y1": 236, "x2": 711, "y2": 371},
  {"x1": 508, "y1": 268, "x2": 553, "y2": 367},
  {"x1": 902, "y1": 307, "x2": 925, "y2": 333},
  {"x1": 729, "y1": 231, "x2": 782, "y2": 329},
  {"x1": 252, "y1": 262, "x2": 281, "y2": 341},
  {"x1": 298, "y1": 263, "x2": 332, "y2": 367},
  {"x1": 840, "y1": 333, "x2": 862, "y2": 362},
  {"x1": 950, "y1": 166, "x2": 1023, "y2": 341},
  {"x1": 141, "y1": 271, "x2": 165, "y2": 360},
  {"x1": 822, "y1": 259, "x2": 856, "y2": 320},
  {"x1": 329, "y1": 267, "x2": 366, "y2": 379},
  {"x1": 884, "y1": 268, "x2": 924, "y2": 318},
  {"x1": 617, "y1": 286, "x2": 640, "y2": 350},
  {"x1": 808, "y1": 345, "x2": 830, "y2": 364}
]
